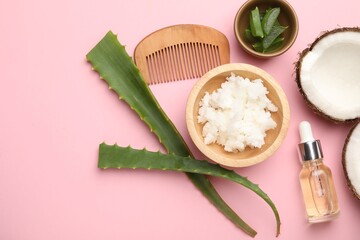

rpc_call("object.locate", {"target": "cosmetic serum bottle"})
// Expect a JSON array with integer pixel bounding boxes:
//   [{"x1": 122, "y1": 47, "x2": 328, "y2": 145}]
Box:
[{"x1": 298, "y1": 121, "x2": 340, "y2": 223}]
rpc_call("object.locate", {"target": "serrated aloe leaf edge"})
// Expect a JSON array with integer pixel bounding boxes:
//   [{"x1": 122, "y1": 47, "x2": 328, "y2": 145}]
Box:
[
  {"x1": 99, "y1": 143, "x2": 282, "y2": 235},
  {"x1": 86, "y1": 31, "x2": 280, "y2": 237}
]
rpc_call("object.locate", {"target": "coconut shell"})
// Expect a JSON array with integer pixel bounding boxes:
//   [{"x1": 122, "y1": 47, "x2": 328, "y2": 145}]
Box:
[
  {"x1": 342, "y1": 121, "x2": 360, "y2": 200},
  {"x1": 295, "y1": 27, "x2": 360, "y2": 123}
]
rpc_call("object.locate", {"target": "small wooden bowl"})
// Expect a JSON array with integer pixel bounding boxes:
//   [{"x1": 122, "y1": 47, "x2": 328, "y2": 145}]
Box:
[
  {"x1": 234, "y1": 0, "x2": 299, "y2": 58},
  {"x1": 186, "y1": 63, "x2": 290, "y2": 167}
]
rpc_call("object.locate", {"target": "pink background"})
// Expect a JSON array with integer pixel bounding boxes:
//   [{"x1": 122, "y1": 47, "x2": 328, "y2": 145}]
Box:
[{"x1": 1, "y1": 0, "x2": 359, "y2": 239}]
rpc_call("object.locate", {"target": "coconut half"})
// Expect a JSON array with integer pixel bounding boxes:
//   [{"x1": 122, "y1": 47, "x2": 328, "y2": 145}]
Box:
[
  {"x1": 343, "y1": 122, "x2": 360, "y2": 200},
  {"x1": 296, "y1": 28, "x2": 360, "y2": 122}
]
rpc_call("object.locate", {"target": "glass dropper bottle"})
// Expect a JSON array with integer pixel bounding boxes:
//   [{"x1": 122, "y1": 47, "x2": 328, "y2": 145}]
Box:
[{"x1": 298, "y1": 121, "x2": 340, "y2": 223}]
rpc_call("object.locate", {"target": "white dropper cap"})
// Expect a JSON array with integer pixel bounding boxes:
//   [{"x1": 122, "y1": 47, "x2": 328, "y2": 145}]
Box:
[
  {"x1": 299, "y1": 121, "x2": 315, "y2": 143},
  {"x1": 298, "y1": 121, "x2": 323, "y2": 161}
]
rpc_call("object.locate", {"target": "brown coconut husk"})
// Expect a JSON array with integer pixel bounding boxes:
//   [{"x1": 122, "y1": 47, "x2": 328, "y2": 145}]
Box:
[{"x1": 295, "y1": 27, "x2": 360, "y2": 123}]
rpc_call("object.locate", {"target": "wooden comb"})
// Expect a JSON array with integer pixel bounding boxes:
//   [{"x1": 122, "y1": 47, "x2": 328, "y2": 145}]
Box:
[{"x1": 134, "y1": 24, "x2": 230, "y2": 84}]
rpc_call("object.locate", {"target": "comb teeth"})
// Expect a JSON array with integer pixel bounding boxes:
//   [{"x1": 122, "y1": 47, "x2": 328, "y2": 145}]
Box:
[{"x1": 145, "y1": 42, "x2": 221, "y2": 84}]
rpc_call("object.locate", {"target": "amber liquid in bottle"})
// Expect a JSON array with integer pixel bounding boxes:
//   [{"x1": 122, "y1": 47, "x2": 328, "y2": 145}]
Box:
[
  {"x1": 299, "y1": 159, "x2": 340, "y2": 222},
  {"x1": 298, "y1": 121, "x2": 340, "y2": 223}
]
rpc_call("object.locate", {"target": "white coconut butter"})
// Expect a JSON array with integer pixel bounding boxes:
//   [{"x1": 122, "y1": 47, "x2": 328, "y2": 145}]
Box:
[{"x1": 197, "y1": 73, "x2": 278, "y2": 152}]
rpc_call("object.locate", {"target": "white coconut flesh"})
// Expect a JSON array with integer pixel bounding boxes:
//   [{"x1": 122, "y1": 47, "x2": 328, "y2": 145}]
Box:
[
  {"x1": 344, "y1": 123, "x2": 360, "y2": 199},
  {"x1": 300, "y1": 31, "x2": 360, "y2": 121}
]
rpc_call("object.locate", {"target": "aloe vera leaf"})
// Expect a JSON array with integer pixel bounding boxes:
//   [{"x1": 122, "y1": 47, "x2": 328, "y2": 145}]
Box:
[
  {"x1": 245, "y1": 28, "x2": 257, "y2": 42},
  {"x1": 249, "y1": 7, "x2": 264, "y2": 38},
  {"x1": 254, "y1": 37, "x2": 284, "y2": 53},
  {"x1": 252, "y1": 42, "x2": 263, "y2": 52},
  {"x1": 86, "y1": 31, "x2": 259, "y2": 237},
  {"x1": 262, "y1": 25, "x2": 288, "y2": 50},
  {"x1": 262, "y1": 7, "x2": 281, "y2": 35},
  {"x1": 264, "y1": 37, "x2": 284, "y2": 53},
  {"x1": 99, "y1": 143, "x2": 281, "y2": 237}
]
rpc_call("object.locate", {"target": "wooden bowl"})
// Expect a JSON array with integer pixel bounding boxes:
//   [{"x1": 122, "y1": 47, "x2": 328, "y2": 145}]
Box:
[
  {"x1": 186, "y1": 63, "x2": 290, "y2": 167},
  {"x1": 234, "y1": 0, "x2": 299, "y2": 58}
]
